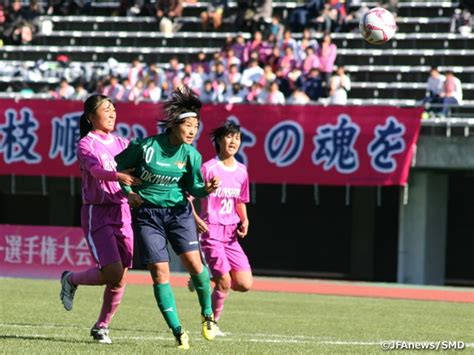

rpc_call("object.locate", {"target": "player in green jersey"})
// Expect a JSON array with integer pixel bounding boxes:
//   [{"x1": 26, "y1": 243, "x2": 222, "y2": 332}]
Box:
[{"x1": 115, "y1": 86, "x2": 219, "y2": 349}]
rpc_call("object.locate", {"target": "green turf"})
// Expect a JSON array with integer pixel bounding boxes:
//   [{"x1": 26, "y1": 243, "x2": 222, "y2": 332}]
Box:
[{"x1": 1, "y1": 277, "x2": 473, "y2": 354}]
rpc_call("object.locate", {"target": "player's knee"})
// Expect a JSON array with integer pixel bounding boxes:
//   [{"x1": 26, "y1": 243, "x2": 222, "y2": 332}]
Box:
[
  {"x1": 104, "y1": 269, "x2": 124, "y2": 285},
  {"x1": 232, "y1": 279, "x2": 252, "y2": 292},
  {"x1": 215, "y1": 278, "x2": 231, "y2": 292}
]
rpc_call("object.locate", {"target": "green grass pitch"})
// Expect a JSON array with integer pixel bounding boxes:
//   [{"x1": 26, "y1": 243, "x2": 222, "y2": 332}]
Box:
[{"x1": 1, "y1": 277, "x2": 473, "y2": 354}]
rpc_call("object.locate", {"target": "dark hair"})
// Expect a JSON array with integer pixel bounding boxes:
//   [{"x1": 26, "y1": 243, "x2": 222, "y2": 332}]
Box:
[
  {"x1": 211, "y1": 121, "x2": 241, "y2": 154},
  {"x1": 79, "y1": 94, "x2": 113, "y2": 138},
  {"x1": 159, "y1": 86, "x2": 202, "y2": 134}
]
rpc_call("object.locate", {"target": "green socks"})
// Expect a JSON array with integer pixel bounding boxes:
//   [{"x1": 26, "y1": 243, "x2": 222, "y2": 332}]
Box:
[
  {"x1": 190, "y1": 268, "x2": 213, "y2": 316},
  {"x1": 153, "y1": 283, "x2": 181, "y2": 334}
]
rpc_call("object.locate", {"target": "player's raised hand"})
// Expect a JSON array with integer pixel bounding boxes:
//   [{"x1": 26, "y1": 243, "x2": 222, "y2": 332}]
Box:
[
  {"x1": 205, "y1": 176, "x2": 220, "y2": 193},
  {"x1": 117, "y1": 168, "x2": 141, "y2": 186},
  {"x1": 127, "y1": 191, "x2": 144, "y2": 208}
]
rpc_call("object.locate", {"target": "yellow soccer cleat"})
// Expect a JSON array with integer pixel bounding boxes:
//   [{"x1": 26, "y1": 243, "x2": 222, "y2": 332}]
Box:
[
  {"x1": 201, "y1": 314, "x2": 218, "y2": 341},
  {"x1": 174, "y1": 330, "x2": 190, "y2": 350}
]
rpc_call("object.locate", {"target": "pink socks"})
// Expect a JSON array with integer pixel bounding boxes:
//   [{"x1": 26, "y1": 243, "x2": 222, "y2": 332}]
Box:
[
  {"x1": 96, "y1": 285, "x2": 125, "y2": 328},
  {"x1": 69, "y1": 267, "x2": 101, "y2": 285},
  {"x1": 211, "y1": 289, "x2": 228, "y2": 321}
]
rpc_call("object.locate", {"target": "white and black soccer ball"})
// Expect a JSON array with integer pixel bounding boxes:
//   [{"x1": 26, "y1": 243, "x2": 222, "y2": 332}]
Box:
[{"x1": 359, "y1": 7, "x2": 397, "y2": 45}]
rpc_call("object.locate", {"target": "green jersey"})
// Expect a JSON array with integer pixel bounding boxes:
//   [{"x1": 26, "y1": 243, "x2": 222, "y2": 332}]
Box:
[{"x1": 115, "y1": 134, "x2": 209, "y2": 207}]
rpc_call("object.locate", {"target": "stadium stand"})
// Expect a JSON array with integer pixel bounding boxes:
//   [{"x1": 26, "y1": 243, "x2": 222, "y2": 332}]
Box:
[{"x1": 0, "y1": 0, "x2": 473, "y2": 116}]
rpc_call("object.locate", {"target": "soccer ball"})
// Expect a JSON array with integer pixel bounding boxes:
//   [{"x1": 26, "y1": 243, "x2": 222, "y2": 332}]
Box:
[{"x1": 359, "y1": 7, "x2": 397, "y2": 45}]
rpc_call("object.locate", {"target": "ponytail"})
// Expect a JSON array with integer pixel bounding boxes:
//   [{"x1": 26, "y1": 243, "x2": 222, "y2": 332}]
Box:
[{"x1": 79, "y1": 112, "x2": 93, "y2": 138}]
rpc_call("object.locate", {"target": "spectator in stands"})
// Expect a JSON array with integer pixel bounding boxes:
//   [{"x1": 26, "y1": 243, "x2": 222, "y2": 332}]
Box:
[
  {"x1": 222, "y1": 48, "x2": 241, "y2": 71},
  {"x1": 328, "y1": 65, "x2": 351, "y2": 105},
  {"x1": 279, "y1": 29, "x2": 297, "y2": 54},
  {"x1": 103, "y1": 76, "x2": 125, "y2": 102},
  {"x1": 201, "y1": 0, "x2": 227, "y2": 31},
  {"x1": 128, "y1": 58, "x2": 143, "y2": 87},
  {"x1": 227, "y1": 83, "x2": 247, "y2": 103},
  {"x1": 241, "y1": 58, "x2": 264, "y2": 88},
  {"x1": 192, "y1": 51, "x2": 210, "y2": 73},
  {"x1": 263, "y1": 81, "x2": 285, "y2": 104},
  {"x1": 287, "y1": 88, "x2": 311, "y2": 105},
  {"x1": 143, "y1": 81, "x2": 162, "y2": 102},
  {"x1": 298, "y1": 67, "x2": 323, "y2": 102},
  {"x1": 71, "y1": 81, "x2": 89, "y2": 101},
  {"x1": 53, "y1": 78, "x2": 75, "y2": 99},
  {"x1": 246, "y1": 81, "x2": 263, "y2": 103},
  {"x1": 279, "y1": 46, "x2": 297, "y2": 77},
  {"x1": 250, "y1": 0, "x2": 273, "y2": 33},
  {"x1": 424, "y1": 66, "x2": 445, "y2": 114},
  {"x1": 288, "y1": 0, "x2": 323, "y2": 32},
  {"x1": 295, "y1": 28, "x2": 319, "y2": 62},
  {"x1": 274, "y1": 67, "x2": 291, "y2": 97},
  {"x1": 450, "y1": 0, "x2": 473, "y2": 36},
  {"x1": 185, "y1": 63, "x2": 204, "y2": 95},
  {"x1": 231, "y1": 34, "x2": 247, "y2": 64},
  {"x1": 156, "y1": 0, "x2": 183, "y2": 33},
  {"x1": 317, "y1": 33, "x2": 337, "y2": 89},
  {"x1": 314, "y1": 0, "x2": 345, "y2": 33},
  {"x1": 143, "y1": 62, "x2": 165, "y2": 88},
  {"x1": 212, "y1": 79, "x2": 228, "y2": 103},
  {"x1": 227, "y1": 63, "x2": 242, "y2": 85},
  {"x1": 440, "y1": 71, "x2": 463, "y2": 117},
  {"x1": 301, "y1": 46, "x2": 320, "y2": 75},
  {"x1": 267, "y1": 45, "x2": 281, "y2": 72},
  {"x1": 259, "y1": 32, "x2": 277, "y2": 63},
  {"x1": 261, "y1": 64, "x2": 276, "y2": 86},
  {"x1": 200, "y1": 80, "x2": 215, "y2": 103},
  {"x1": 269, "y1": 15, "x2": 284, "y2": 40}
]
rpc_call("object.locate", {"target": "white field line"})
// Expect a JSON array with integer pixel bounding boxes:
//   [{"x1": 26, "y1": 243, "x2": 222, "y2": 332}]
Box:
[{"x1": 1, "y1": 323, "x2": 473, "y2": 347}]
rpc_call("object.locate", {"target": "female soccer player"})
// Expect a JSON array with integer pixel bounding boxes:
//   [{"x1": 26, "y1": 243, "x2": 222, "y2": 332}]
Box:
[
  {"x1": 114, "y1": 86, "x2": 220, "y2": 350},
  {"x1": 60, "y1": 94, "x2": 140, "y2": 344},
  {"x1": 191, "y1": 121, "x2": 253, "y2": 335}
]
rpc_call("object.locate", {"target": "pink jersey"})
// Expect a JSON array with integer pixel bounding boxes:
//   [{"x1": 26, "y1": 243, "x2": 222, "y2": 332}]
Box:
[
  {"x1": 77, "y1": 131, "x2": 129, "y2": 205},
  {"x1": 200, "y1": 157, "x2": 250, "y2": 225}
]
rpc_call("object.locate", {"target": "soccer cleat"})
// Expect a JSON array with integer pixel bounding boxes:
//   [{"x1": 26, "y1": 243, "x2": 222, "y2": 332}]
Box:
[
  {"x1": 59, "y1": 271, "x2": 77, "y2": 311},
  {"x1": 90, "y1": 325, "x2": 112, "y2": 344},
  {"x1": 174, "y1": 329, "x2": 190, "y2": 350},
  {"x1": 201, "y1": 314, "x2": 218, "y2": 341},
  {"x1": 187, "y1": 278, "x2": 195, "y2": 292}
]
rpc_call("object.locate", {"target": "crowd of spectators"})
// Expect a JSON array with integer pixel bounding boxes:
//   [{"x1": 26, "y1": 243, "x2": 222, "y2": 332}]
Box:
[
  {"x1": 31, "y1": 28, "x2": 346, "y2": 105},
  {"x1": 0, "y1": 0, "x2": 43, "y2": 45}
]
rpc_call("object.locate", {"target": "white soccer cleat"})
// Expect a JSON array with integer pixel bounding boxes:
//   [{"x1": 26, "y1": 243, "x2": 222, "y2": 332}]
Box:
[
  {"x1": 59, "y1": 271, "x2": 77, "y2": 311},
  {"x1": 90, "y1": 325, "x2": 112, "y2": 344}
]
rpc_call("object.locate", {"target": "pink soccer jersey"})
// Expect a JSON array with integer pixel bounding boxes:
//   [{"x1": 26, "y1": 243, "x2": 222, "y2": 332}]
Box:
[
  {"x1": 200, "y1": 157, "x2": 250, "y2": 225},
  {"x1": 77, "y1": 131, "x2": 129, "y2": 206}
]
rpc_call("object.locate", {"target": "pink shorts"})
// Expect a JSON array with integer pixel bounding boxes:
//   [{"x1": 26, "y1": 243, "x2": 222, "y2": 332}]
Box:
[
  {"x1": 200, "y1": 224, "x2": 251, "y2": 277},
  {"x1": 81, "y1": 203, "x2": 134, "y2": 269}
]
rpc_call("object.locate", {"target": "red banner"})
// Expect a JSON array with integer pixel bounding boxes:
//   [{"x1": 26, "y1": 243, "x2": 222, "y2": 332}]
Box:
[
  {"x1": 0, "y1": 224, "x2": 93, "y2": 279},
  {"x1": 0, "y1": 99, "x2": 422, "y2": 185}
]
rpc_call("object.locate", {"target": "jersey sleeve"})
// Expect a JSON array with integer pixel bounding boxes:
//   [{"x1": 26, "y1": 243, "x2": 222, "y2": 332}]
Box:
[
  {"x1": 240, "y1": 169, "x2": 250, "y2": 204},
  {"x1": 183, "y1": 149, "x2": 208, "y2": 198},
  {"x1": 77, "y1": 139, "x2": 117, "y2": 181},
  {"x1": 114, "y1": 138, "x2": 142, "y2": 195}
]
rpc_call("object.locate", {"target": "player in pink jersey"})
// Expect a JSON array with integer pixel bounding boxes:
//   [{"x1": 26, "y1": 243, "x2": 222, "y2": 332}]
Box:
[
  {"x1": 191, "y1": 121, "x2": 253, "y2": 335},
  {"x1": 59, "y1": 94, "x2": 140, "y2": 344}
]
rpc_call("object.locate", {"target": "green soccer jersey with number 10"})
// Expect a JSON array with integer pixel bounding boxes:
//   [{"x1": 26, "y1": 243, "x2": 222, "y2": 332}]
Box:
[{"x1": 115, "y1": 133, "x2": 209, "y2": 207}]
